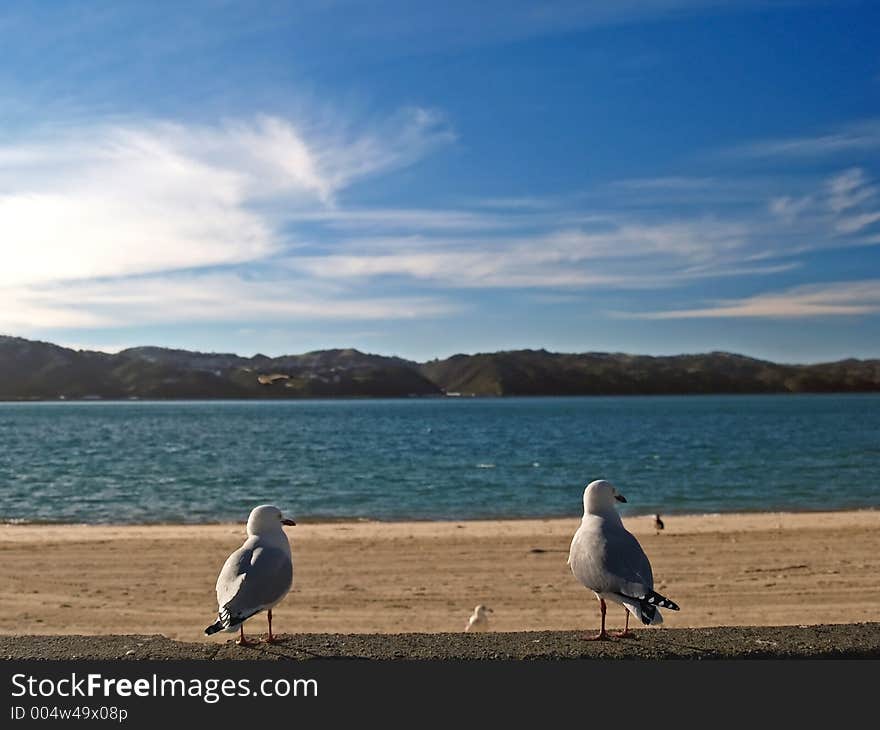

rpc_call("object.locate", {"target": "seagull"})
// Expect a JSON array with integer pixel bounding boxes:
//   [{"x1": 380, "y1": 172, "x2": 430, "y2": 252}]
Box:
[
  {"x1": 465, "y1": 604, "x2": 493, "y2": 632},
  {"x1": 654, "y1": 514, "x2": 665, "y2": 534},
  {"x1": 204, "y1": 504, "x2": 296, "y2": 645},
  {"x1": 568, "y1": 480, "x2": 679, "y2": 640}
]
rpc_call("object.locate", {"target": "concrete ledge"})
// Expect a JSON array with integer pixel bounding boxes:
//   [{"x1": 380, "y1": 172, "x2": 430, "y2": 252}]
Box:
[{"x1": 2, "y1": 623, "x2": 879, "y2": 660}]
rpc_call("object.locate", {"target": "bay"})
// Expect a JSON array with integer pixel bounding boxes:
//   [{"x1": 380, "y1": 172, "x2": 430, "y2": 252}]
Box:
[{"x1": 0, "y1": 394, "x2": 878, "y2": 523}]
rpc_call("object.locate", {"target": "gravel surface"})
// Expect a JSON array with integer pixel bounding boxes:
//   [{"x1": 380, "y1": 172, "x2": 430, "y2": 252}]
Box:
[{"x1": 2, "y1": 623, "x2": 879, "y2": 660}]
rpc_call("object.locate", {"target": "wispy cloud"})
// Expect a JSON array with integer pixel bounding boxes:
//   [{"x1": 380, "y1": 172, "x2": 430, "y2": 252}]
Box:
[
  {"x1": 0, "y1": 110, "x2": 452, "y2": 289},
  {"x1": 609, "y1": 176, "x2": 719, "y2": 191},
  {"x1": 827, "y1": 168, "x2": 876, "y2": 213},
  {"x1": 767, "y1": 167, "x2": 880, "y2": 236},
  {"x1": 735, "y1": 119, "x2": 880, "y2": 158},
  {"x1": 0, "y1": 272, "x2": 456, "y2": 332},
  {"x1": 287, "y1": 207, "x2": 508, "y2": 233},
  {"x1": 3, "y1": 104, "x2": 878, "y2": 338},
  {"x1": 624, "y1": 280, "x2": 880, "y2": 319},
  {"x1": 284, "y1": 219, "x2": 798, "y2": 289},
  {"x1": 0, "y1": 109, "x2": 455, "y2": 330}
]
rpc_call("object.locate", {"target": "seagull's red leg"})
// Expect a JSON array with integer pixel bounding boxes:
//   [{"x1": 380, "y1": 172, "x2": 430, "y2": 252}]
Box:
[
  {"x1": 614, "y1": 610, "x2": 634, "y2": 638},
  {"x1": 235, "y1": 624, "x2": 255, "y2": 646},
  {"x1": 584, "y1": 597, "x2": 611, "y2": 641},
  {"x1": 262, "y1": 609, "x2": 280, "y2": 643}
]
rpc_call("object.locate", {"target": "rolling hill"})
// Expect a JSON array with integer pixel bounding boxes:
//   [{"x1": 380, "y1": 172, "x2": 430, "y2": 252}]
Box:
[{"x1": 1, "y1": 335, "x2": 878, "y2": 399}]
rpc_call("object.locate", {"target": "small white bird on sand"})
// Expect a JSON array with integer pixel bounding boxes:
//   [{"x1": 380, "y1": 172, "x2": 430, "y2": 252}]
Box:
[
  {"x1": 204, "y1": 505, "x2": 296, "y2": 645},
  {"x1": 465, "y1": 604, "x2": 493, "y2": 632},
  {"x1": 568, "y1": 480, "x2": 679, "y2": 640}
]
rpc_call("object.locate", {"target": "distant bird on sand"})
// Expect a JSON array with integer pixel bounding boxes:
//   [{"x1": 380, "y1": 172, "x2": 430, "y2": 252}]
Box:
[
  {"x1": 654, "y1": 514, "x2": 665, "y2": 534},
  {"x1": 568, "y1": 480, "x2": 679, "y2": 640},
  {"x1": 205, "y1": 505, "x2": 296, "y2": 645},
  {"x1": 465, "y1": 604, "x2": 493, "y2": 632}
]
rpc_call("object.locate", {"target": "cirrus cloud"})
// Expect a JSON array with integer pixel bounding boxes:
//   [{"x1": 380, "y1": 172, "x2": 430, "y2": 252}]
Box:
[
  {"x1": 622, "y1": 280, "x2": 880, "y2": 319},
  {"x1": 0, "y1": 109, "x2": 453, "y2": 289}
]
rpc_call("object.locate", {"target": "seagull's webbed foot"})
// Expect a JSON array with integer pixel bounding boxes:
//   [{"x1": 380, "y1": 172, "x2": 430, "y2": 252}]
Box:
[
  {"x1": 583, "y1": 631, "x2": 614, "y2": 641},
  {"x1": 261, "y1": 634, "x2": 285, "y2": 644},
  {"x1": 234, "y1": 625, "x2": 257, "y2": 646}
]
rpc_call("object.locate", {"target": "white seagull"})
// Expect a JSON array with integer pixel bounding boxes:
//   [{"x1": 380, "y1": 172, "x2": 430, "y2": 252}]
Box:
[
  {"x1": 204, "y1": 504, "x2": 296, "y2": 645},
  {"x1": 568, "y1": 480, "x2": 679, "y2": 640},
  {"x1": 465, "y1": 604, "x2": 493, "y2": 632}
]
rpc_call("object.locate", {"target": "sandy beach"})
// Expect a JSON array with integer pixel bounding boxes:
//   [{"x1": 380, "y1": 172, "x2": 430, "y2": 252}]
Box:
[{"x1": 1, "y1": 510, "x2": 878, "y2": 641}]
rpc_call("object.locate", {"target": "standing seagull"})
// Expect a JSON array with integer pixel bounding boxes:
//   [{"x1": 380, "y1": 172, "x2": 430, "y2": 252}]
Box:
[
  {"x1": 204, "y1": 505, "x2": 296, "y2": 645},
  {"x1": 465, "y1": 604, "x2": 493, "y2": 632},
  {"x1": 654, "y1": 514, "x2": 665, "y2": 535},
  {"x1": 568, "y1": 480, "x2": 679, "y2": 640}
]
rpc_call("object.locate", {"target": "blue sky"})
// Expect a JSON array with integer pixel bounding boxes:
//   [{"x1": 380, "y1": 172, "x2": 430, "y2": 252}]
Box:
[{"x1": 1, "y1": 1, "x2": 879, "y2": 363}]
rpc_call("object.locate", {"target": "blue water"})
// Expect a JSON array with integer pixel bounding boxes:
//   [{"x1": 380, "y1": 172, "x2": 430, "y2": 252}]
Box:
[{"x1": 0, "y1": 395, "x2": 878, "y2": 524}]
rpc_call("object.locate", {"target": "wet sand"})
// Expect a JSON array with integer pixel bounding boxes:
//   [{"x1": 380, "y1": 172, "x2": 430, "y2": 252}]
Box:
[{"x1": 1, "y1": 510, "x2": 878, "y2": 641}]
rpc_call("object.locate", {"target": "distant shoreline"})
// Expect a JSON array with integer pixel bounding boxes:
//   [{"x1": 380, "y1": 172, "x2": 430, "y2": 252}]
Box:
[
  {"x1": 3, "y1": 390, "x2": 880, "y2": 403},
  {"x1": 3, "y1": 505, "x2": 878, "y2": 528}
]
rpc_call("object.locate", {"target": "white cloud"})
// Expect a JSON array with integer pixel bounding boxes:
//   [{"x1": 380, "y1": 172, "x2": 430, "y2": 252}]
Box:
[
  {"x1": 624, "y1": 280, "x2": 880, "y2": 319},
  {"x1": 736, "y1": 119, "x2": 880, "y2": 158},
  {"x1": 292, "y1": 249, "x2": 628, "y2": 288},
  {"x1": 3, "y1": 106, "x2": 878, "y2": 338},
  {"x1": 0, "y1": 272, "x2": 456, "y2": 332},
  {"x1": 287, "y1": 207, "x2": 508, "y2": 232},
  {"x1": 836, "y1": 211, "x2": 880, "y2": 234},
  {"x1": 610, "y1": 176, "x2": 719, "y2": 191},
  {"x1": 283, "y1": 219, "x2": 791, "y2": 289},
  {"x1": 0, "y1": 110, "x2": 452, "y2": 289},
  {"x1": 827, "y1": 168, "x2": 876, "y2": 213},
  {"x1": 0, "y1": 109, "x2": 455, "y2": 330},
  {"x1": 767, "y1": 167, "x2": 880, "y2": 237},
  {"x1": 768, "y1": 194, "x2": 815, "y2": 223}
]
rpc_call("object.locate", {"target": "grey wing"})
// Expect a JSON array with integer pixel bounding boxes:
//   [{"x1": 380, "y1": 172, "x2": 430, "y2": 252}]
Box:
[
  {"x1": 569, "y1": 526, "x2": 613, "y2": 592},
  {"x1": 600, "y1": 524, "x2": 654, "y2": 598},
  {"x1": 216, "y1": 544, "x2": 292, "y2": 622}
]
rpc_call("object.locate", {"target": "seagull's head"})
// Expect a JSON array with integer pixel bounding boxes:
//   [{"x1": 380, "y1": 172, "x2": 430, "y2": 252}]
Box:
[
  {"x1": 475, "y1": 605, "x2": 493, "y2": 617},
  {"x1": 246, "y1": 504, "x2": 296, "y2": 536},
  {"x1": 582, "y1": 479, "x2": 626, "y2": 515}
]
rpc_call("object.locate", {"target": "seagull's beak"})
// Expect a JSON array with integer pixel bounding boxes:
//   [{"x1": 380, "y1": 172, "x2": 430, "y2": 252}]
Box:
[
  {"x1": 487, "y1": 608, "x2": 494, "y2": 613},
  {"x1": 281, "y1": 518, "x2": 296, "y2": 526},
  {"x1": 615, "y1": 494, "x2": 627, "y2": 503}
]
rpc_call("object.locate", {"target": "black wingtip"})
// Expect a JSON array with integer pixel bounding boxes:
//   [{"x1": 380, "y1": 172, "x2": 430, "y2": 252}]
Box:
[
  {"x1": 204, "y1": 621, "x2": 223, "y2": 636},
  {"x1": 644, "y1": 590, "x2": 680, "y2": 611}
]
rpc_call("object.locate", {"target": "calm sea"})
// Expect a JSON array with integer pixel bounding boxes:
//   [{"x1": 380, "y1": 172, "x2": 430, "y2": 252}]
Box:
[{"x1": 0, "y1": 395, "x2": 878, "y2": 524}]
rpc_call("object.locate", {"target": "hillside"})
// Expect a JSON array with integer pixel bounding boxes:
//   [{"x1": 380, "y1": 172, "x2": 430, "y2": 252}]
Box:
[
  {"x1": 0, "y1": 336, "x2": 439, "y2": 400},
  {"x1": 419, "y1": 349, "x2": 880, "y2": 396},
  {"x1": 0, "y1": 335, "x2": 878, "y2": 399}
]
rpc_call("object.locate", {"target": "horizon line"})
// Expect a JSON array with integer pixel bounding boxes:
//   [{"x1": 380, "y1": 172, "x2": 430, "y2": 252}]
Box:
[{"x1": 1, "y1": 332, "x2": 877, "y2": 368}]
